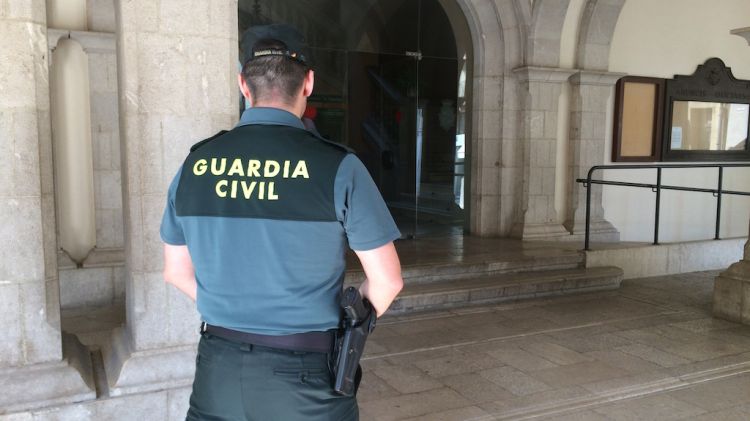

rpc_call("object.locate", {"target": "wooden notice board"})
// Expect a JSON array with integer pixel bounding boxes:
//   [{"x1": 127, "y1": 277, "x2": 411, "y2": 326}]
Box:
[{"x1": 613, "y1": 76, "x2": 664, "y2": 161}]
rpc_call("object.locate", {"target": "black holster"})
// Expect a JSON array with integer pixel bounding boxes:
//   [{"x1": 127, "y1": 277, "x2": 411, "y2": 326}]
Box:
[{"x1": 332, "y1": 287, "x2": 376, "y2": 396}]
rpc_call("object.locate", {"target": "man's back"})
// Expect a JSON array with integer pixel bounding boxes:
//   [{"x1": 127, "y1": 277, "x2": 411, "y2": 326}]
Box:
[
  {"x1": 172, "y1": 120, "x2": 350, "y2": 334},
  {"x1": 160, "y1": 24, "x2": 403, "y2": 420}
]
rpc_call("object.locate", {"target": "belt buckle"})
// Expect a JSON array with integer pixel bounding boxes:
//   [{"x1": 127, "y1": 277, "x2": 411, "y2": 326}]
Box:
[{"x1": 199, "y1": 322, "x2": 207, "y2": 335}]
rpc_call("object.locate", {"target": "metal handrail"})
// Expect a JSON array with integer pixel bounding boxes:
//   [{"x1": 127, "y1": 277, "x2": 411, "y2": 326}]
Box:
[{"x1": 576, "y1": 163, "x2": 750, "y2": 251}]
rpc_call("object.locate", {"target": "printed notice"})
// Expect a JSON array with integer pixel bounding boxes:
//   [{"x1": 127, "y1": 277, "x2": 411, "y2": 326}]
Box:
[{"x1": 671, "y1": 127, "x2": 683, "y2": 150}]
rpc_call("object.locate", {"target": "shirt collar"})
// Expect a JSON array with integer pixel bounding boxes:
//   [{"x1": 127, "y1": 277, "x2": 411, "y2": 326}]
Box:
[{"x1": 236, "y1": 107, "x2": 305, "y2": 130}]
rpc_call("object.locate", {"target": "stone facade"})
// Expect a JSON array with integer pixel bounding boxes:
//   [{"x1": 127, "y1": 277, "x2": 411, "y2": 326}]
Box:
[
  {"x1": 713, "y1": 233, "x2": 750, "y2": 324},
  {"x1": 510, "y1": 66, "x2": 574, "y2": 240},
  {"x1": 713, "y1": 25, "x2": 750, "y2": 325},
  {"x1": 0, "y1": 0, "x2": 95, "y2": 412},
  {"x1": 565, "y1": 70, "x2": 622, "y2": 241},
  {"x1": 47, "y1": 28, "x2": 125, "y2": 310},
  {"x1": 103, "y1": 0, "x2": 238, "y2": 397},
  {"x1": 1, "y1": 0, "x2": 748, "y2": 418}
]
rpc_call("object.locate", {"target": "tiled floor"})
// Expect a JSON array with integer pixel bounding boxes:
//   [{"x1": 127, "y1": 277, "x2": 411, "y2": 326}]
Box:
[
  {"x1": 346, "y1": 235, "x2": 587, "y2": 269},
  {"x1": 59, "y1": 235, "x2": 750, "y2": 420},
  {"x1": 359, "y1": 270, "x2": 750, "y2": 420}
]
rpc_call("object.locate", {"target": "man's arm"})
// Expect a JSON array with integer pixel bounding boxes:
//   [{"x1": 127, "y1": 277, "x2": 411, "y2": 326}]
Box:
[
  {"x1": 355, "y1": 242, "x2": 403, "y2": 317},
  {"x1": 163, "y1": 244, "x2": 197, "y2": 301}
]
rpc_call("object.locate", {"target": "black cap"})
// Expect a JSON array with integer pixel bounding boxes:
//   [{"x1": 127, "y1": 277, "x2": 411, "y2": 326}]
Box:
[{"x1": 240, "y1": 24, "x2": 311, "y2": 67}]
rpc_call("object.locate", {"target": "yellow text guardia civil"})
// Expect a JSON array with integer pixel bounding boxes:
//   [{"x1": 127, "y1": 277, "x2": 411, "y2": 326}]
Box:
[{"x1": 193, "y1": 158, "x2": 310, "y2": 201}]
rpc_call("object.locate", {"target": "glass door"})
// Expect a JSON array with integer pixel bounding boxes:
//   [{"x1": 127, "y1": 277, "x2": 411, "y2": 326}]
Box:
[
  {"x1": 239, "y1": 0, "x2": 470, "y2": 238},
  {"x1": 345, "y1": 53, "x2": 465, "y2": 238},
  {"x1": 347, "y1": 52, "x2": 419, "y2": 238},
  {"x1": 411, "y1": 55, "x2": 464, "y2": 237}
]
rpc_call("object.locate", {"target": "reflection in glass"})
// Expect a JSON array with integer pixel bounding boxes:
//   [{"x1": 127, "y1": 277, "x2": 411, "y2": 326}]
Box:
[
  {"x1": 238, "y1": 0, "x2": 418, "y2": 56},
  {"x1": 454, "y1": 56, "x2": 467, "y2": 209},
  {"x1": 670, "y1": 101, "x2": 749, "y2": 151}
]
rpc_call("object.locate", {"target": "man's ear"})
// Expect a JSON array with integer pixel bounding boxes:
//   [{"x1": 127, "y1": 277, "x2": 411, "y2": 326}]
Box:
[
  {"x1": 302, "y1": 70, "x2": 314, "y2": 98},
  {"x1": 238, "y1": 74, "x2": 253, "y2": 105}
]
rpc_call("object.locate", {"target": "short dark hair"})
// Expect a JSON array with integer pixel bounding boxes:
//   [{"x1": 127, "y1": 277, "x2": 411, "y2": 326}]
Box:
[{"x1": 241, "y1": 38, "x2": 309, "y2": 105}]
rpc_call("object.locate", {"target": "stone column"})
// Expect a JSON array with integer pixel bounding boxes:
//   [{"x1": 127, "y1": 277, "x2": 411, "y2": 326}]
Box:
[
  {"x1": 564, "y1": 70, "x2": 623, "y2": 241},
  {"x1": 714, "y1": 27, "x2": 750, "y2": 324},
  {"x1": 713, "y1": 224, "x2": 750, "y2": 324},
  {"x1": 104, "y1": 0, "x2": 238, "y2": 397},
  {"x1": 0, "y1": 0, "x2": 94, "y2": 412},
  {"x1": 510, "y1": 67, "x2": 574, "y2": 240}
]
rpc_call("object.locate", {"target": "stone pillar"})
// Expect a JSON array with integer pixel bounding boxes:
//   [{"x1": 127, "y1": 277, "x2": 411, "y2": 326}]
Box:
[
  {"x1": 712, "y1": 25, "x2": 750, "y2": 325},
  {"x1": 713, "y1": 225, "x2": 750, "y2": 324},
  {"x1": 104, "y1": 0, "x2": 238, "y2": 397},
  {"x1": 0, "y1": 0, "x2": 94, "y2": 413},
  {"x1": 564, "y1": 70, "x2": 623, "y2": 241},
  {"x1": 510, "y1": 67, "x2": 574, "y2": 240}
]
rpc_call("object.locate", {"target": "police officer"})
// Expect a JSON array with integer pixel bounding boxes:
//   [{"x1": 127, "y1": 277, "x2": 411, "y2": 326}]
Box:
[{"x1": 160, "y1": 24, "x2": 404, "y2": 421}]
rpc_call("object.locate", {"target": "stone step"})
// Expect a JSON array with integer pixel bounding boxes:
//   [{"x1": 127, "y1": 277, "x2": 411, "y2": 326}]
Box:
[
  {"x1": 345, "y1": 250, "x2": 583, "y2": 285},
  {"x1": 387, "y1": 266, "x2": 624, "y2": 315}
]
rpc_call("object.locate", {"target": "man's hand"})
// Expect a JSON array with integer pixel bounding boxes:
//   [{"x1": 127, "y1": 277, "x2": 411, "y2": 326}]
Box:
[
  {"x1": 355, "y1": 242, "x2": 403, "y2": 317},
  {"x1": 163, "y1": 244, "x2": 197, "y2": 301}
]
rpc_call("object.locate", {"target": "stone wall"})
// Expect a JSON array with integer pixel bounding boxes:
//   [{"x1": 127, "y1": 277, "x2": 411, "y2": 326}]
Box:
[
  {"x1": 1, "y1": 0, "x2": 749, "y2": 417},
  {"x1": 52, "y1": 29, "x2": 125, "y2": 309},
  {"x1": 101, "y1": 0, "x2": 239, "y2": 400},
  {"x1": 0, "y1": 0, "x2": 95, "y2": 412},
  {"x1": 47, "y1": 0, "x2": 125, "y2": 310},
  {"x1": 0, "y1": 0, "x2": 59, "y2": 370}
]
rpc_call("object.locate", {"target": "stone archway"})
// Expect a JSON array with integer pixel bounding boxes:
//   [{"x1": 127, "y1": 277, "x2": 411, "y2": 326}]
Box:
[
  {"x1": 576, "y1": 0, "x2": 627, "y2": 70},
  {"x1": 0, "y1": 0, "x2": 96, "y2": 411},
  {"x1": 452, "y1": 0, "x2": 527, "y2": 236},
  {"x1": 527, "y1": 0, "x2": 572, "y2": 67},
  {"x1": 565, "y1": 0, "x2": 627, "y2": 240},
  {"x1": 507, "y1": 0, "x2": 583, "y2": 240}
]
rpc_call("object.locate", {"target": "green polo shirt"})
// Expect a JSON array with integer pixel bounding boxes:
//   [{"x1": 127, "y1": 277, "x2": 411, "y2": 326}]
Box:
[{"x1": 160, "y1": 107, "x2": 400, "y2": 335}]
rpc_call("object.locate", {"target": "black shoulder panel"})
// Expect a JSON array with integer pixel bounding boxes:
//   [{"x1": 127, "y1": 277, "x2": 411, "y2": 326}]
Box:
[
  {"x1": 308, "y1": 130, "x2": 354, "y2": 153},
  {"x1": 175, "y1": 125, "x2": 348, "y2": 222},
  {"x1": 190, "y1": 130, "x2": 228, "y2": 152}
]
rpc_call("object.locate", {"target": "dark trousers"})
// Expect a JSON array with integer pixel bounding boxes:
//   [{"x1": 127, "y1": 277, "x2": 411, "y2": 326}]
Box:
[{"x1": 186, "y1": 333, "x2": 358, "y2": 421}]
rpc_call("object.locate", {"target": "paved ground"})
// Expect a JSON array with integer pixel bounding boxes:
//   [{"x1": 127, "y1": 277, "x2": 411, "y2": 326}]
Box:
[{"x1": 358, "y1": 270, "x2": 750, "y2": 420}]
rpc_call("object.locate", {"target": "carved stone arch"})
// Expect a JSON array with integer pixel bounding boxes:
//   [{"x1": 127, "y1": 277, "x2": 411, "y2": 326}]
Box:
[
  {"x1": 512, "y1": 0, "x2": 531, "y2": 64},
  {"x1": 576, "y1": 0, "x2": 627, "y2": 71},
  {"x1": 451, "y1": 0, "x2": 525, "y2": 90},
  {"x1": 565, "y1": 0, "x2": 627, "y2": 242},
  {"x1": 450, "y1": 0, "x2": 527, "y2": 235},
  {"x1": 528, "y1": 0, "x2": 571, "y2": 67},
  {"x1": 454, "y1": 0, "x2": 503, "y2": 73},
  {"x1": 47, "y1": 29, "x2": 116, "y2": 57}
]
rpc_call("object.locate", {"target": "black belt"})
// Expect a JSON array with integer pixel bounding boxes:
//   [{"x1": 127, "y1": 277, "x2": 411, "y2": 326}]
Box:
[{"x1": 200, "y1": 323, "x2": 335, "y2": 354}]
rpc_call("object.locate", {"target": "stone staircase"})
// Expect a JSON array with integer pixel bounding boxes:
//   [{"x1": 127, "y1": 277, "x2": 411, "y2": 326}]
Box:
[{"x1": 344, "y1": 247, "x2": 623, "y2": 315}]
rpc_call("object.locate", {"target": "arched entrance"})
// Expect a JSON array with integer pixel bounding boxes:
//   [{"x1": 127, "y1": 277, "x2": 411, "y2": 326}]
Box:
[{"x1": 238, "y1": 0, "x2": 473, "y2": 238}]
